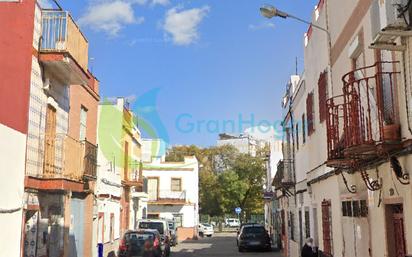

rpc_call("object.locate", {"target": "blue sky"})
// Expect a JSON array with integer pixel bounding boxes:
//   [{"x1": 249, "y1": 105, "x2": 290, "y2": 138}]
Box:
[{"x1": 47, "y1": 0, "x2": 318, "y2": 146}]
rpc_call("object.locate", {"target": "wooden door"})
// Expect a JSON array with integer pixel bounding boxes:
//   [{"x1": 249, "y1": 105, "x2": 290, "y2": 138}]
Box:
[
  {"x1": 44, "y1": 105, "x2": 57, "y2": 176},
  {"x1": 392, "y1": 205, "x2": 406, "y2": 257}
]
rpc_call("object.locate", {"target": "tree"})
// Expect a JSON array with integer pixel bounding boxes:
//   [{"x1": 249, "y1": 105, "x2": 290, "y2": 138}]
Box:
[
  {"x1": 165, "y1": 145, "x2": 265, "y2": 220},
  {"x1": 219, "y1": 154, "x2": 265, "y2": 221}
]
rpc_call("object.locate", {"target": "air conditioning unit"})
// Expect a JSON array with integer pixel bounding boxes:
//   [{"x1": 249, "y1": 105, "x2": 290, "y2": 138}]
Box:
[{"x1": 370, "y1": 0, "x2": 412, "y2": 51}]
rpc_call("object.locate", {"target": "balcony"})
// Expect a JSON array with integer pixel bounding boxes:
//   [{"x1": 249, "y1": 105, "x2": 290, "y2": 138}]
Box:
[
  {"x1": 148, "y1": 190, "x2": 187, "y2": 205},
  {"x1": 326, "y1": 61, "x2": 402, "y2": 168},
  {"x1": 39, "y1": 10, "x2": 89, "y2": 84},
  {"x1": 123, "y1": 168, "x2": 144, "y2": 188},
  {"x1": 272, "y1": 160, "x2": 295, "y2": 190},
  {"x1": 40, "y1": 134, "x2": 97, "y2": 181}
]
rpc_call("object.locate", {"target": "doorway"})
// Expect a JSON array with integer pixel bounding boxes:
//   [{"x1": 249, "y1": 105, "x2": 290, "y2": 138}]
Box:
[{"x1": 385, "y1": 204, "x2": 406, "y2": 257}]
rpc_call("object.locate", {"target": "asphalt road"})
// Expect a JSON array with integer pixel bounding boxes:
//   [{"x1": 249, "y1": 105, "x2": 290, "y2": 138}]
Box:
[{"x1": 171, "y1": 233, "x2": 282, "y2": 257}]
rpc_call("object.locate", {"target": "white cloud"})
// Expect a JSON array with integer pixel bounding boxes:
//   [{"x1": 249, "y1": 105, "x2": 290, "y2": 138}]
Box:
[
  {"x1": 78, "y1": 1, "x2": 144, "y2": 36},
  {"x1": 248, "y1": 21, "x2": 275, "y2": 31},
  {"x1": 163, "y1": 6, "x2": 210, "y2": 46},
  {"x1": 151, "y1": 0, "x2": 170, "y2": 6}
]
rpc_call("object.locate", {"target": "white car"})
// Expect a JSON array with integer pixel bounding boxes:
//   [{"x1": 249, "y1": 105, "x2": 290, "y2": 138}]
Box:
[
  {"x1": 198, "y1": 223, "x2": 214, "y2": 237},
  {"x1": 225, "y1": 218, "x2": 240, "y2": 228}
]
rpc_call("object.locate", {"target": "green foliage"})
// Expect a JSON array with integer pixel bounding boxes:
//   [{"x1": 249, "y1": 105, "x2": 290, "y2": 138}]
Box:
[{"x1": 166, "y1": 145, "x2": 265, "y2": 220}]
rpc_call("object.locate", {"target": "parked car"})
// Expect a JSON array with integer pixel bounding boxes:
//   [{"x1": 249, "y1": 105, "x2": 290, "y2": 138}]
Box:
[
  {"x1": 198, "y1": 223, "x2": 214, "y2": 237},
  {"x1": 236, "y1": 223, "x2": 259, "y2": 245},
  {"x1": 167, "y1": 220, "x2": 178, "y2": 246},
  {"x1": 118, "y1": 229, "x2": 163, "y2": 257},
  {"x1": 237, "y1": 224, "x2": 271, "y2": 252},
  {"x1": 225, "y1": 218, "x2": 240, "y2": 228},
  {"x1": 137, "y1": 219, "x2": 171, "y2": 256}
]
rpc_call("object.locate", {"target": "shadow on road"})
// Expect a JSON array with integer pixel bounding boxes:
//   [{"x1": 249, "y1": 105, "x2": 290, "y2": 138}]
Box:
[{"x1": 173, "y1": 233, "x2": 280, "y2": 257}]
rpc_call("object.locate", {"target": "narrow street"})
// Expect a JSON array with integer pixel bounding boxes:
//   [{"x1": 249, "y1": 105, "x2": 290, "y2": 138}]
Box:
[{"x1": 172, "y1": 233, "x2": 282, "y2": 257}]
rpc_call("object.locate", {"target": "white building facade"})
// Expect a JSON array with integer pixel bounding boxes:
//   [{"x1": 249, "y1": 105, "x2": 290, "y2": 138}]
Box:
[{"x1": 142, "y1": 141, "x2": 199, "y2": 240}]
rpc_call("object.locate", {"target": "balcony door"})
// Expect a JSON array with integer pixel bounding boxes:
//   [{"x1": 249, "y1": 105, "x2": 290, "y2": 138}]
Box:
[
  {"x1": 44, "y1": 104, "x2": 57, "y2": 175},
  {"x1": 148, "y1": 178, "x2": 159, "y2": 201}
]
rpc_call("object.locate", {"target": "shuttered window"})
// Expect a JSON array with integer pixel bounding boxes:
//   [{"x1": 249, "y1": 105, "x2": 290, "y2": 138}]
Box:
[
  {"x1": 322, "y1": 200, "x2": 333, "y2": 256},
  {"x1": 80, "y1": 106, "x2": 88, "y2": 141},
  {"x1": 318, "y1": 71, "x2": 328, "y2": 123},
  {"x1": 307, "y1": 93, "x2": 315, "y2": 136},
  {"x1": 171, "y1": 178, "x2": 182, "y2": 192}
]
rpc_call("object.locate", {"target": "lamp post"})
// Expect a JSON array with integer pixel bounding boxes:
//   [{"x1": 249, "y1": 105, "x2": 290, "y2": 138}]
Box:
[{"x1": 260, "y1": 4, "x2": 334, "y2": 96}]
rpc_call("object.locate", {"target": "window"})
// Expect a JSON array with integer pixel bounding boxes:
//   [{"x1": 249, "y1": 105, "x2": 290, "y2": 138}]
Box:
[
  {"x1": 352, "y1": 201, "x2": 361, "y2": 217},
  {"x1": 342, "y1": 200, "x2": 368, "y2": 217},
  {"x1": 306, "y1": 93, "x2": 315, "y2": 136},
  {"x1": 360, "y1": 200, "x2": 368, "y2": 217},
  {"x1": 302, "y1": 114, "x2": 306, "y2": 144},
  {"x1": 318, "y1": 71, "x2": 328, "y2": 123},
  {"x1": 110, "y1": 213, "x2": 114, "y2": 242},
  {"x1": 296, "y1": 124, "x2": 299, "y2": 150},
  {"x1": 79, "y1": 106, "x2": 88, "y2": 141},
  {"x1": 305, "y1": 210, "x2": 310, "y2": 239},
  {"x1": 171, "y1": 178, "x2": 182, "y2": 192},
  {"x1": 289, "y1": 211, "x2": 295, "y2": 241}
]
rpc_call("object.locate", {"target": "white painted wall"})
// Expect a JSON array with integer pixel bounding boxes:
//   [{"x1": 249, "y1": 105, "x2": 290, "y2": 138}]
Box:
[
  {"x1": 143, "y1": 155, "x2": 199, "y2": 228},
  {"x1": 0, "y1": 124, "x2": 26, "y2": 257}
]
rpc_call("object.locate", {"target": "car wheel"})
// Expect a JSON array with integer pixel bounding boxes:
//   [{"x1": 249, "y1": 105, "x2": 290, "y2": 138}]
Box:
[
  {"x1": 206, "y1": 235, "x2": 212, "y2": 237},
  {"x1": 238, "y1": 247, "x2": 244, "y2": 252}
]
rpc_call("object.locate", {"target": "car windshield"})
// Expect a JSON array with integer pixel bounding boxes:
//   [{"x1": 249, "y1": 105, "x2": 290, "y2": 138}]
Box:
[
  {"x1": 243, "y1": 226, "x2": 265, "y2": 235},
  {"x1": 138, "y1": 222, "x2": 164, "y2": 234},
  {"x1": 202, "y1": 223, "x2": 212, "y2": 227}
]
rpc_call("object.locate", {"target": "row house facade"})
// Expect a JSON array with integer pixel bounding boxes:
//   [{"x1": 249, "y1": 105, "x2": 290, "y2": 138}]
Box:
[
  {"x1": 0, "y1": 1, "x2": 100, "y2": 257},
  {"x1": 96, "y1": 98, "x2": 148, "y2": 257},
  {"x1": 142, "y1": 139, "x2": 200, "y2": 241},
  {"x1": 0, "y1": 2, "x2": 148, "y2": 257},
  {"x1": 275, "y1": 1, "x2": 412, "y2": 257}
]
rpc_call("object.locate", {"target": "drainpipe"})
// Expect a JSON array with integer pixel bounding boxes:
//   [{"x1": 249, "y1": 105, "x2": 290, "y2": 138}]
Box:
[{"x1": 402, "y1": 38, "x2": 412, "y2": 135}]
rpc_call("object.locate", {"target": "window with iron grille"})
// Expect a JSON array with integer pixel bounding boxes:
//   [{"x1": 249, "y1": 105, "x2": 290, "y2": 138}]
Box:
[
  {"x1": 305, "y1": 210, "x2": 310, "y2": 238},
  {"x1": 342, "y1": 201, "x2": 352, "y2": 217},
  {"x1": 306, "y1": 93, "x2": 315, "y2": 136},
  {"x1": 318, "y1": 71, "x2": 328, "y2": 123},
  {"x1": 322, "y1": 200, "x2": 333, "y2": 255},
  {"x1": 360, "y1": 200, "x2": 368, "y2": 217},
  {"x1": 352, "y1": 201, "x2": 361, "y2": 217}
]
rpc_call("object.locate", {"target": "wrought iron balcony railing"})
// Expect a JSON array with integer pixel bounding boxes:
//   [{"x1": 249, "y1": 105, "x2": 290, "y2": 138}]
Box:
[
  {"x1": 326, "y1": 61, "x2": 401, "y2": 167},
  {"x1": 42, "y1": 134, "x2": 97, "y2": 181}
]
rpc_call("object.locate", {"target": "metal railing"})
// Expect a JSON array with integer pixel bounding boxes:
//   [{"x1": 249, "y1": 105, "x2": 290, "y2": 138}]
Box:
[
  {"x1": 42, "y1": 133, "x2": 97, "y2": 180},
  {"x1": 326, "y1": 61, "x2": 401, "y2": 162},
  {"x1": 149, "y1": 190, "x2": 187, "y2": 202},
  {"x1": 41, "y1": 10, "x2": 89, "y2": 70}
]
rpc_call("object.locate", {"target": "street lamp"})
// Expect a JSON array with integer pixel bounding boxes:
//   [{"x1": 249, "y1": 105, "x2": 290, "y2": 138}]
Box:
[
  {"x1": 259, "y1": 4, "x2": 333, "y2": 95},
  {"x1": 260, "y1": 4, "x2": 329, "y2": 35}
]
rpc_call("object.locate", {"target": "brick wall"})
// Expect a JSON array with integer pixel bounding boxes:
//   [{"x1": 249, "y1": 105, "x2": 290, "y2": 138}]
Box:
[
  {"x1": 177, "y1": 227, "x2": 197, "y2": 242},
  {"x1": 68, "y1": 83, "x2": 99, "y2": 144}
]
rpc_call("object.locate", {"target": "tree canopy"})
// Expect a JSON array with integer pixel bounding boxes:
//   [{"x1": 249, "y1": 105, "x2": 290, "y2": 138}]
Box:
[{"x1": 166, "y1": 144, "x2": 266, "y2": 220}]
